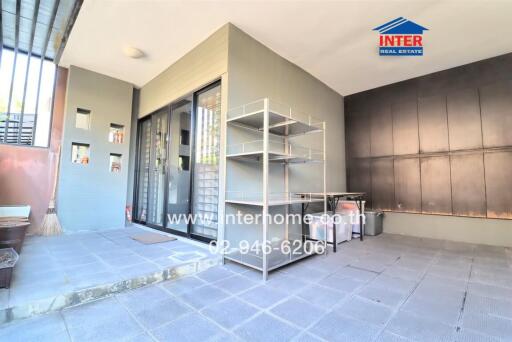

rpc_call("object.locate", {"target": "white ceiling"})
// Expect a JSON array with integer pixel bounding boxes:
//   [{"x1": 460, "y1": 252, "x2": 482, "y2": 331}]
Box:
[{"x1": 60, "y1": 0, "x2": 512, "y2": 95}]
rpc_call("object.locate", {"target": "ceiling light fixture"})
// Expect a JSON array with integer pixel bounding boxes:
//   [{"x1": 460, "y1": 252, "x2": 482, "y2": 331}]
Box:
[{"x1": 123, "y1": 46, "x2": 145, "y2": 59}]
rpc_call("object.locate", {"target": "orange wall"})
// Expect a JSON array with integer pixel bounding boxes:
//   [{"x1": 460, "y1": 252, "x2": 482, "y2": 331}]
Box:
[{"x1": 0, "y1": 67, "x2": 68, "y2": 234}]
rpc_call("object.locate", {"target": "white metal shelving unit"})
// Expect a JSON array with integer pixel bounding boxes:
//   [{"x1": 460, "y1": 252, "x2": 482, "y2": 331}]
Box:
[{"x1": 223, "y1": 98, "x2": 327, "y2": 280}]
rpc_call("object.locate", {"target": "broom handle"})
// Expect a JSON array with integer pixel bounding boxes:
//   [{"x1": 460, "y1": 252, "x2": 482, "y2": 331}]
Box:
[{"x1": 51, "y1": 146, "x2": 61, "y2": 200}]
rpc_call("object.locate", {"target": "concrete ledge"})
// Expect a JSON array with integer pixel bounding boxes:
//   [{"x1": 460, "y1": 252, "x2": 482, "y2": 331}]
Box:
[
  {"x1": 1, "y1": 256, "x2": 220, "y2": 324},
  {"x1": 384, "y1": 212, "x2": 512, "y2": 247}
]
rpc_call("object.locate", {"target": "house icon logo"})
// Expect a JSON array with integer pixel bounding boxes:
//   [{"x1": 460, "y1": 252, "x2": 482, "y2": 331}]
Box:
[{"x1": 373, "y1": 17, "x2": 428, "y2": 56}]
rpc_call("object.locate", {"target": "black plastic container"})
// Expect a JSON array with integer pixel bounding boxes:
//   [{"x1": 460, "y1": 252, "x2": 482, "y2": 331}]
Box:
[
  {"x1": 0, "y1": 222, "x2": 29, "y2": 253},
  {"x1": 0, "y1": 248, "x2": 19, "y2": 289}
]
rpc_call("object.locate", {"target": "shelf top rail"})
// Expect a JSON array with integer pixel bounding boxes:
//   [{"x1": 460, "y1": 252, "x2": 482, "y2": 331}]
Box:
[{"x1": 227, "y1": 98, "x2": 324, "y2": 134}]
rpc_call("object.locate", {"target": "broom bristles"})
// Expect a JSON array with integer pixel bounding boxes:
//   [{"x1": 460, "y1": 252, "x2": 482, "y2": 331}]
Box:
[{"x1": 40, "y1": 200, "x2": 62, "y2": 236}]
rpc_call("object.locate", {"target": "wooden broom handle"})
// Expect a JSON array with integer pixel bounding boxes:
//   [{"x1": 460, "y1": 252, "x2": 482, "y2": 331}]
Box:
[{"x1": 51, "y1": 146, "x2": 61, "y2": 199}]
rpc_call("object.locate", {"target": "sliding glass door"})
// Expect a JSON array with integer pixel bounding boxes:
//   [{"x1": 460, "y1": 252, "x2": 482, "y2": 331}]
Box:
[
  {"x1": 190, "y1": 82, "x2": 221, "y2": 240},
  {"x1": 165, "y1": 98, "x2": 192, "y2": 233},
  {"x1": 134, "y1": 81, "x2": 221, "y2": 241}
]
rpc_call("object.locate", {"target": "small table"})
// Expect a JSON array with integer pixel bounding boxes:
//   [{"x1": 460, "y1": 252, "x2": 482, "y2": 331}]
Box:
[{"x1": 297, "y1": 192, "x2": 366, "y2": 252}]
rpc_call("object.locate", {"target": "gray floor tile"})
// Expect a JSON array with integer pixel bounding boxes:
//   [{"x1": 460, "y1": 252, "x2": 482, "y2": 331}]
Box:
[
  {"x1": 369, "y1": 274, "x2": 418, "y2": 294},
  {"x1": 0, "y1": 313, "x2": 69, "y2": 342},
  {"x1": 402, "y1": 295, "x2": 463, "y2": 325},
  {"x1": 214, "y1": 274, "x2": 258, "y2": 294},
  {"x1": 196, "y1": 266, "x2": 234, "y2": 282},
  {"x1": 235, "y1": 313, "x2": 301, "y2": 342},
  {"x1": 127, "y1": 297, "x2": 192, "y2": 329},
  {"x1": 386, "y1": 310, "x2": 455, "y2": 342},
  {"x1": 334, "y1": 266, "x2": 379, "y2": 282},
  {"x1": 62, "y1": 297, "x2": 144, "y2": 341},
  {"x1": 358, "y1": 285, "x2": 407, "y2": 307},
  {"x1": 454, "y1": 329, "x2": 501, "y2": 342},
  {"x1": 178, "y1": 284, "x2": 230, "y2": 309},
  {"x1": 152, "y1": 312, "x2": 225, "y2": 341},
  {"x1": 160, "y1": 276, "x2": 206, "y2": 295},
  {"x1": 293, "y1": 332, "x2": 324, "y2": 341},
  {"x1": 318, "y1": 274, "x2": 365, "y2": 293},
  {"x1": 310, "y1": 311, "x2": 381, "y2": 342},
  {"x1": 467, "y1": 281, "x2": 512, "y2": 301},
  {"x1": 117, "y1": 284, "x2": 174, "y2": 311},
  {"x1": 202, "y1": 297, "x2": 259, "y2": 329},
  {"x1": 375, "y1": 331, "x2": 413, "y2": 342},
  {"x1": 464, "y1": 293, "x2": 512, "y2": 319},
  {"x1": 265, "y1": 272, "x2": 309, "y2": 293},
  {"x1": 335, "y1": 296, "x2": 393, "y2": 326},
  {"x1": 383, "y1": 266, "x2": 423, "y2": 281},
  {"x1": 238, "y1": 285, "x2": 289, "y2": 309},
  {"x1": 462, "y1": 312, "x2": 512, "y2": 340},
  {"x1": 296, "y1": 284, "x2": 347, "y2": 309},
  {"x1": 271, "y1": 296, "x2": 327, "y2": 327}
]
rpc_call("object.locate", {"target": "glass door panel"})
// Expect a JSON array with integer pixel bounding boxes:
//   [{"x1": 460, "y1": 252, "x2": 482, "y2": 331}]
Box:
[
  {"x1": 191, "y1": 82, "x2": 221, "y2": 239},
  {"x1": 166, "y1": 98, "x2": 193, "y2": 233},
  {"x1": 147, "y1": 109, "x2": 168, "y2": 226},
  {"x1": 135, "y1": 118, "x2": 151, "y2": 222}
]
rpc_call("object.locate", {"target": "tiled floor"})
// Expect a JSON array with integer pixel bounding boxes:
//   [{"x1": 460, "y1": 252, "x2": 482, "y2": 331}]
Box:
[
  {"x1": 1, "y1": 233, "x2": 512, "y2": 341},
  {"x1": 0, "y1": 225, "x2": 216, "y2": 316}
]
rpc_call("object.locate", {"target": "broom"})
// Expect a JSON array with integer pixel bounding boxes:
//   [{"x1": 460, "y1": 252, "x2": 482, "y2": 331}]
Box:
[{"x1": 40, "y1": 146, "x2": 62, "y2": 235}]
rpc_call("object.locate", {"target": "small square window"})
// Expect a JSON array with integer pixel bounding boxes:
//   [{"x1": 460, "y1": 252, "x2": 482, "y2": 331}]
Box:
[
  {"x1": 180, "y1": 129, "x2": 190, "y2": 146},
  {"x1": 109, "y1": 124, "x2": 125, "y2": 144},
  {"x1": 75, "y1": 108, "x2": 91, "y2": 130},
  {"x1": 110, "y1": 153, "x2": 122, "y2": 173},
  {"x1": 71, "y1": 143, "x2": 90, "y2": 164},
  {"x1": 179, "y1": 155, "x2": 190, "y2": 171}
]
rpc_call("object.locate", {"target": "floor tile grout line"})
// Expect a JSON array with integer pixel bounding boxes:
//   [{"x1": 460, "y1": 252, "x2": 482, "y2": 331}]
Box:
[{"x1": 371, "y1": 247, "x2": 443, "y2": 341}]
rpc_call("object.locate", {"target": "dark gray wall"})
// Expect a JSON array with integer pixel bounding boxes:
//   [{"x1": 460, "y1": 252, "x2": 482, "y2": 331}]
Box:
[{"x1": 345, "y1": 53, "x2": 512, "y2": 220}]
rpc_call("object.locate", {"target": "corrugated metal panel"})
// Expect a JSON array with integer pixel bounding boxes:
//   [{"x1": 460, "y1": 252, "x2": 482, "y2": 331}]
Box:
[
  {"x1": 484, "y1": 151, "x2": 512, "y2": 219},
  {"x1": 394, "y1": 157, "x2": 421, "y2": 212},
  {"x1": 451, "y1": 152, "x2": 486, "y2": 217},
  {"x1": 447, "y1": 88, "x2": 483, "y2": 151},
  {"x1": 346, "y1": 111, "x2": 370, "y2": 158},
  {"x1": 370, "y1": 105, "x2": 393, "y2": 157},
  {"x1": 371, "y1": 158, "x2": 394, "y2": 210},
  {"x1": 392, "y1": 100, "x2": 419, "y2": 155},
  {"x1": 480, "y1": 80, "x2": 512, "y2": 148},
  {"x1": 421, "y1": 156, "x2": 452, "y2": 215},
  {"x1": 418, "y1": 95, "x2": 449, "y2": 153},
  {"x1": 348, "y1": 158, "x2": 371, "y2": 207}
]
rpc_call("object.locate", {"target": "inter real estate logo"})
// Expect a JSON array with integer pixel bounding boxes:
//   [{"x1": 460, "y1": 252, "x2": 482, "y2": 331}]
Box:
[{"x1": 373, "y1": 17, "x2": 428, "y2": 56}]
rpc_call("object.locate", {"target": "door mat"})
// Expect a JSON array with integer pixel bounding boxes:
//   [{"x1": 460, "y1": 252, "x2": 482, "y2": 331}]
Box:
[{"x1": 130, "y1": 233, "x2": 177, "y2": 245}]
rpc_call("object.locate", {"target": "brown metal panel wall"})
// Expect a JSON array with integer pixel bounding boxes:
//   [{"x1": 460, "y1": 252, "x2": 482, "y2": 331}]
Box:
[
  {"x1": 420, "y1": 156, "x2": 452, "y2": 215},
  {"x1": 371, "y1": 158, "x2": 394, "y2": 210},
  {"x1": 484, "y1": 151, "x2": 512, "y2": 219},
  {"x1": 451, "y1": 152, "x2": 486, "y2": 217},
  {"x1": 346, "y1": 111, "x2": 371, "y2": 158},
  {"x1": 394, "y1": 157, "x2": 421, "y2": 212},
  {"x1": 345, "y1": 53, "x2": 512, "y2": 220},
  {"x1": 418, "y1": 95, "x2": 449, "y2": 153},
  {"x1": 446, "y1": 88, "x2": 483, "y2": 151},
  {"x1": 348, "y1": 158, "x2": 372, "y2": 208},
  {"x1": 392, "y1": 100, "x2": 419, "y2": 155},
  {"x1": 480, "y1": 80, "x2": 512, "y2": 148},
  {"x1": 370, "y1": 106, "x2": 393, "y2": 157}
]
